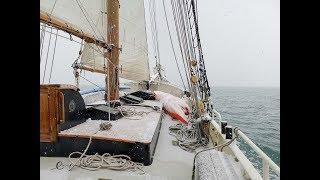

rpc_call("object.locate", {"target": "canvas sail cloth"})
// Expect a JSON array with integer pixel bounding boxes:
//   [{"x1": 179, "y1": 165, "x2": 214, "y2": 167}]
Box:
[
  {"x1": 40, "y1": 0, "x2": 150, "y2": 82},
  {"x1": 40, "y1": 0, "x2": 107, "y2": 42}
]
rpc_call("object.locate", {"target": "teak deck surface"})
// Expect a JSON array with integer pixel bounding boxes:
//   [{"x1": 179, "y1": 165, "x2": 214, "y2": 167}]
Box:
[{"x1": 59, "y1": 100, "x2": 163, "y2": 144}]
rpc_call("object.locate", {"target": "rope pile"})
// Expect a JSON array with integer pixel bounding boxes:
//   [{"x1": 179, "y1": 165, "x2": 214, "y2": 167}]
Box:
[
  {"x1": 117, "y1": 104, "x2": 160, "y2": 120},
  {"x1": 169, "y1": 122, "x2": 208, "y2": 152},
  {"x1": 67, "y1": 152, "x2": 145, "y2": 174},
  {"x1": 53, "y1": 122, "x2": 145, "y2": 174},
  {"x1": 148, "y1": 0, "x2": 161, "y2": 66},
  {"x1": 196, "y1": 127, "x2": 240, "y2": 155}
]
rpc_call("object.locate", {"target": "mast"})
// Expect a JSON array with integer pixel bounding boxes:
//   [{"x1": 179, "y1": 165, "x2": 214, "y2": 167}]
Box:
[{"x1": 105, "y1": 0, "x2": 120, "y2": 101}]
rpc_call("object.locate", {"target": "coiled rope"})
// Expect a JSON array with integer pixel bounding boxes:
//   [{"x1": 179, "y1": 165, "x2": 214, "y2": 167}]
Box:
[
  {"x1": 169, "y1": 122, "x2": 208, "y2": 152},
  {"x1": 52, "y1": 122, "x2": 145, "y2": 174},
  {"x1": 195, "y1": 127, "x2": 239, "y2": 156},
  {"x1": 116, "y1": 104, "x2": 160, "y2": 120},
  {"x1": 68, "y1": 152, "x2": 145, "y2": 174}
]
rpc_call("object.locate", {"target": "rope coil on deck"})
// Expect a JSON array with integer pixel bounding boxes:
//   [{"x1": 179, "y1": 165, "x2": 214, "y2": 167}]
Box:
[
  {"x1": 117, "y1": 105, "x2": 159, "y2": 120},
  {"x1": 52, "y1": 122, "x2": 145, "y2": 174},
  {"x1": 169, "y1": 122, "x2": 208, "y2": 152},
  {"x1": 68, "y1": 152, "x2": 145, "y2": 174}
]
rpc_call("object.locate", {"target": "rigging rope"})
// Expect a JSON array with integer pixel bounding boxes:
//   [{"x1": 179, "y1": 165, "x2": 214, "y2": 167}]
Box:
[
  {"x1": 185, "y1": 0, "x2": 201, "y2": 90},
  {"x1": 79, "y1": 74, "x2": 104, "y2": 90},
  {"x1": 172, "y1": 0, "x2": 199, "y2": 106},
  {"x1": 40, "y1": 25, "x2": 115, "y2": 85},
  {"x1": 49, "y1": 0, "x2": 58, "y2": 15},
  {"x1": 75, "y1": 0, "x2": 105, "y2": 42},
  {"x1": 162, "y1": 0, "x2": 187, "y2": 91},
  {"x1": 152, "y1": 0, "x2": 161, "y2": 66},
  {"x1": 149, "y1": 0, "x2": 156, "y2": 64},
  {"x1": 40, "y1": 23, "x2": 47, "y2": 63},
  {"x1": 182, "y1": 0, "x2": 196, "y2": 58},
  {"x1": 48, "y1": 29, "x2": 59, "y2": 83},
  {"x1": 40, "y1": 25, "x2": 110, "y2": 85},
  {"x1": 171, "y1": 0, "x2": 192, "y2": 90},
  {"x1": 182, "y1": 0, "x2": 202, "y2": 95},
  {"x1": 40, "y1": 0, "x2": 56, "y2": 66},
  {"x1": 190, "y1": 0, "x2": 212, "y2": 106},
  {"x1": 72, "y1": 38, "x2": 84, "y2": 66},
  {"x1": 169, "y1": 0, "x2": 212, "y2": 115},
  {"x1": 42, "y1": 26, "x2": 53, "y2": 84},
  {"x1": 176, "y1": 0, "x2": 191, "y2": 60},
  {"x1": 175, "y1": 0, "x2": 192, "y2": 72},
  {"x1": 149, "y1": 0, "x2": 162, "y2": 69},
  {"x1": 69, "y1": 38, "x2": 117, "y2": 69},
  {"x1": 41, "y1": 27, "x2": 83, "y2": 45}
]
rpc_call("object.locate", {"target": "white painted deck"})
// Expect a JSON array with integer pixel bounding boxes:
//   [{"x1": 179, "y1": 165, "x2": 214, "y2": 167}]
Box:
[
  {"x1": 40, "y1": 90, "x2": 253, "y2": 180},
  {"x1": 40, "y1": 114, "x2": 194, "y2": 180}
]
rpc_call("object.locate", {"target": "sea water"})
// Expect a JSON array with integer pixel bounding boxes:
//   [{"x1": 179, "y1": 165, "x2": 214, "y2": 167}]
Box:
[{"x1": 212, "y1": 86, "x2": 280, "y2": 179}]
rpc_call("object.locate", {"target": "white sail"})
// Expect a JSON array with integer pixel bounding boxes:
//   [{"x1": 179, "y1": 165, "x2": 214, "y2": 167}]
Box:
[
  {"x1": 41, "y1": 0, "x2": 150, "y2": 82},
  {"x1": 117, "y1": 0, "x2": 150, "y2": 81},
  {"x1": 40, "y1": 0, "x2": 107, "y2": 42},
  {"x1": 80, "y1": 43, "x2": 106, "y2": 72},
  {"x1": 80, "y1": 0, "x2": 150, "y2": 81}
]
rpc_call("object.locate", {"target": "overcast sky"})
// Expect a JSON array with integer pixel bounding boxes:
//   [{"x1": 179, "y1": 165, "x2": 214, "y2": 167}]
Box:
[{"x1": 40, "y1": 0, "x2": 280, "y2": 88}]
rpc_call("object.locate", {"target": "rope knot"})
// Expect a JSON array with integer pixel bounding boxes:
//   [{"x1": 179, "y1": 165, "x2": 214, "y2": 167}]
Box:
[{"x1": 99, "y1": 122, "x2": 112, "y2": 131}]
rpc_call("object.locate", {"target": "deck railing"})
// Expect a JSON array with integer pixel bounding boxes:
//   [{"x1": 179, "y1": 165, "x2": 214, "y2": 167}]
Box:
[{"x1": 211, "y1": 109, "x2": 280, "y2": 180}]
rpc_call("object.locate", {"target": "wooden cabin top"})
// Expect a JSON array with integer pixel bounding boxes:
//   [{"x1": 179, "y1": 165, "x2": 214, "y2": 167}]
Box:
[{"x1": 59, "y1": 100, "x2": 163, "y2": 144}]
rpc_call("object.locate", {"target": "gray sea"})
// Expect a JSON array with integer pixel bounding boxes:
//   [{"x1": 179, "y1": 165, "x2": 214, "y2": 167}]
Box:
[{"x1": 212, "y1": 86, "x2": 280, "y2": 179}]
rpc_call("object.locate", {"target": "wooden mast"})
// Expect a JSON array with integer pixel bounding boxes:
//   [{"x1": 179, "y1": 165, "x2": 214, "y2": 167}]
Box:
[{"x1": 105, "y1": 0, "x2": 120, "y2": 101}]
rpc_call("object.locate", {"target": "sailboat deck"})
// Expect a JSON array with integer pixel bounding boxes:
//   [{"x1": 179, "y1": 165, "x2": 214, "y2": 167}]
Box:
[
  {"x1": 40, "y1": 114, "x2": 194, "y2": 180},
  {"x1": 59, "y1": 100, "x2": 163, "y2": 144}
]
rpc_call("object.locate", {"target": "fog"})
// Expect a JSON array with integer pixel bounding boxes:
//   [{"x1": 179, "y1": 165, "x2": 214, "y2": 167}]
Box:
[{"x1": 40, "y1": 0, "x2": 280, "y2": 88}]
